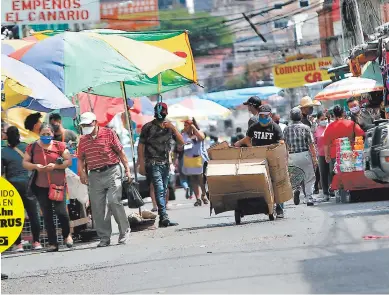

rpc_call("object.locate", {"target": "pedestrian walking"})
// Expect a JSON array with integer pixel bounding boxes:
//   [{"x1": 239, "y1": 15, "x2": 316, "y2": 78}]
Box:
[
  {"x1": 234, "y1": 104, "x2": 285, "y2": 218},
  {"x1": 323, "y1": 105, "x2": 365, "y2": 185},
  {"x1": 137, "y1": 102, "x2": 184, "y2": 227},
  {"x1": 77, "y1": 112, "x2": 131, "y2": 247},
  {"x1": 298, "y1": 96, "x2": 321, "y2": 195},
  {"x1": 181, "y1": 118, "x2": 210, "y2": 207},
  {"x1": 272, "y1": 113, "x2": 287, "y2": 132},
  {"x1": 314, "y1": 111, "x2": 333, "y2": 201},
  {"x1": 23, "y1": 123, "x2": 73, "y2": 251},
  {"x1": 283, "y1": 107, "x2": 318, "y2": 206},
  {"x1": 1, "y1": 126, "x2": 42, "y2": 252}
]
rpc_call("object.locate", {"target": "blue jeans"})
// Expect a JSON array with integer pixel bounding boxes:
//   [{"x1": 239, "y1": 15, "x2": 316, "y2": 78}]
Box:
[{"x1": 146, "y1": 163, "x2": 170, "y2": 218}]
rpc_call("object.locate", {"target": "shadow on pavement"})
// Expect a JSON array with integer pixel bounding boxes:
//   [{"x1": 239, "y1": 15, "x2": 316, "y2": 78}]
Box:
[
  {"x1": 300, "y1": 248, "x2": 389, "y2": 294},
  {"x1": 176, "y1": 218, "x2": 269, "y2": 232}
]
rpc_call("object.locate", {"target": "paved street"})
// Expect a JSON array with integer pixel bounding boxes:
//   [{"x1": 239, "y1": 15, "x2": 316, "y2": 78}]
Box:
[{"x1": 2, "y1": 190, "x2": 389, "y2": 294}]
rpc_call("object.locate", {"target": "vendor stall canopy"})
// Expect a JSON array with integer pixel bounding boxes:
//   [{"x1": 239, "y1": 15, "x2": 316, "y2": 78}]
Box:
[{"x1": 163, "y1": 86, "x2": 283, "y2": 109}]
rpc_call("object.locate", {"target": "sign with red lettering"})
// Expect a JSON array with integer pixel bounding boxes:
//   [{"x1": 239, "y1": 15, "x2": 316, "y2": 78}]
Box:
[
  {"x1": 2, "y1": 0, "x2": 100, "y2": 25},
  {"x1": 272, "y1": 57, "x2": 333, "y2": 89}
]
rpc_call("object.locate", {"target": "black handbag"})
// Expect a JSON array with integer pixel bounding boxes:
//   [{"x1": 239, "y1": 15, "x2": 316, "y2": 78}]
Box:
[
  {"x1": 26, "y1": 142, "x2": 38, "y2": 198},
  {"x1": 122, "y1": 180, "x2": 145, "y2": 209}
]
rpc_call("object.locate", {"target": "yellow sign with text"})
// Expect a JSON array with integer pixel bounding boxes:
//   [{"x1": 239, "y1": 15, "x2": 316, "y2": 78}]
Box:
[
  {"x1": 0, "y1": 177, "x2": 24, "y2": 253},
  {"x1": 272, "y1": 57, "x2": 333, "y2": 88}
]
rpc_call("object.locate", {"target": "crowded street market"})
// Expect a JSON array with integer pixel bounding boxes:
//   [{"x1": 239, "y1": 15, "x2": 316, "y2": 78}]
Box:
[{"x1": 1, "y1": 0, "x2": 389, "y2": 293}]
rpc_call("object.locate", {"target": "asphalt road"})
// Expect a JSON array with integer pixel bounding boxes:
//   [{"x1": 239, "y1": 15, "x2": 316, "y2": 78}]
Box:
[{"x1": 2, "y1": 190, "x2": 389, "y2": 294}]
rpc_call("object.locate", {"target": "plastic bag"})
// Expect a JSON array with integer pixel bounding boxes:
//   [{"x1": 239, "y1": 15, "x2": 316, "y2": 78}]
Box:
[{"x1": 122, "y1": 180, "x2": 145, "y2": 209}]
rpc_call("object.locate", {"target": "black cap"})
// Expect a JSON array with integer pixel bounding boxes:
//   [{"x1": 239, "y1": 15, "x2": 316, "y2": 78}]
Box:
[
  {"x1": 243, "y1": 96, "x2": 262, "y2": 108},
  {"x1": 258, "y1": 104, "x2": 272, "y2": 113}
]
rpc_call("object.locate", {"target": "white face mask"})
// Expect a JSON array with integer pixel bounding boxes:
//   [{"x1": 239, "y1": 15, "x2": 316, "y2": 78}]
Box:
[
  {"x1": 82, "y1": 126, "x2": 95, "y2": 135},
  {"x1": 319, "y1": 121, "x2": 328, "y2": 127},
  {"x1": 350, "y1": 106, "x2": 360, "y2": 114}
]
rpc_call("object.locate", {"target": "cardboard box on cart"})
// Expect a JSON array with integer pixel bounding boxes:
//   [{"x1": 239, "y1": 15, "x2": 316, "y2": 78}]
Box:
[
  {"x1": 207, "y1": 143, "x2": 293, "y2": 207},
  {"x1": 207, "y1": 157, "x2": 274, "y2": 215}
]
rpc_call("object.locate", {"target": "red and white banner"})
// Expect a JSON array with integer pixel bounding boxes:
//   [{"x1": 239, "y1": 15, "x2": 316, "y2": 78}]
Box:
[{"x1": 2, "y1": 0, "x2": 101, "y2": 25}]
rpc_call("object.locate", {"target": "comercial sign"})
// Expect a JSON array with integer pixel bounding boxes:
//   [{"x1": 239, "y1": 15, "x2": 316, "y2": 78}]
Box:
[
  {"x1": 100, "y1": 0, "x2": 159, "y2": 31},
  {"x1": 2, "y1": 0, "x2": 101, "y2": 25},
  {"x1": 272, "y1": 57, "x2": 333, "y2": 89}
]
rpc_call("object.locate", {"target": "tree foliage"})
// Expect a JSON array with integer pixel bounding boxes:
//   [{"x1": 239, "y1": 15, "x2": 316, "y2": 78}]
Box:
[{"x1": 159, "y1": 9, "x2": 234, "y2": 57}]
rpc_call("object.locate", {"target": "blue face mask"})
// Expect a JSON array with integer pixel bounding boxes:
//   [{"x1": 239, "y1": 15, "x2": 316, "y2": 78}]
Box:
[
  {"x1": 40, "y1": 135, "x2": 53, "y2": 144},
  {"x1": 258, "y1": 117, "x2": 271, "y2": 125}
]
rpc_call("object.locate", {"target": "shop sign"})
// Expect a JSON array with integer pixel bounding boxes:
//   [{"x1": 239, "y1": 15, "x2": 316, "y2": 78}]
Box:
[
  {"x1": 2, "y1": 0, "x2": 101, "y2": 25},
  {"x1": 272, "y1": 57, "x2": 333, "y2": 89}
]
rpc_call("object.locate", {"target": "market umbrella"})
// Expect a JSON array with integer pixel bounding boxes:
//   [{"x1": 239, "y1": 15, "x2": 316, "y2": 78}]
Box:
[
  {"x1": 1, "y1": 39, "x2": 35, "y2": 55},
  {"x1": 177, "y1": 96, "x2": 231, "y2": 118},
  {"x1": 132, "y1": 97, "x2": 154, "y2": 115},
  {"x1": 9, "y1": 31, "x2": 187, "y2": 98},
  {"x1": 314, "y1": 77, "x2": 385, "y2": 101},
  {"x1": 1, "y1": 54, "x2": 75, "y2": 116},
  {"x1": 167, "y1": 104, "x2": 206, "y2": 120},
  {"x1": 23, "y1": 30, "x2": 64, "y2": 41}
]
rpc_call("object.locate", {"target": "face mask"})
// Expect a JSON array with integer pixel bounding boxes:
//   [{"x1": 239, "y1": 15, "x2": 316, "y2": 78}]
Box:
[
  {"x1": 51, "y1": 124, "x2": 60, "y2": 132},
  {"x1": 40, "y1": 135, "x2": 53, "y2": 144},
  {"x1": 155, "y1": 113, "x2": 167, "y2": 122},
  {"x1": 258, "y1": 117, "x2": 271, "y2": 125},
  {"x1": 82, "y1": 126, "x2": 95, "y2": 135},
  {"x1": 319, "y1": 121, "x2": 328, "y2": 127},
  {"x1": 349, "y1": 106, "x2": 360, "y2": 114}
]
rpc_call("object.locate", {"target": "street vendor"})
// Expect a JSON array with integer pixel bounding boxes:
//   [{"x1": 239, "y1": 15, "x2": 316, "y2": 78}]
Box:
[
  {"x1": 234, "y1": 104, "x2": 285, "y2": 218},
  {"x1": 323, "y1": 105, "x2": 365, "y2": 184},
  {"x1": 347, "y1": 97, "x2": 376, "y2": 131}
]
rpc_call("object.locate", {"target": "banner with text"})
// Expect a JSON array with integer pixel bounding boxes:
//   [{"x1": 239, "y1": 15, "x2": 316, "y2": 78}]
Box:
[
  {"x1": 272, "y1": 57, "x2": 333, "y2": 89},
  {"x1": 2, "y1": 0, "x2": 101, "y2": 25}
]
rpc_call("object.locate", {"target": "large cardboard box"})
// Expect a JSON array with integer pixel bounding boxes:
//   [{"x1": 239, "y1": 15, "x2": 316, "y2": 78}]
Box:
[
  {"x1": 208, "y1": 143, "x2": 293, "y2": 204},
  {"x1": 207, "y1": 158, "x2": 274, "y2": 215}
]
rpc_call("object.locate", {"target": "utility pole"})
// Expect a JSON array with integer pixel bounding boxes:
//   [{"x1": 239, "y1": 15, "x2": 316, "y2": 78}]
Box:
[{"x1": 349, "y1": 0, "x2": 365, "y2": 44}]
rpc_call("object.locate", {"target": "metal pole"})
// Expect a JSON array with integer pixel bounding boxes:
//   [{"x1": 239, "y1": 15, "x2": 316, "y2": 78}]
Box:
[
  {"x1": 350, "y1": 0, "x2": 364, "y2": 45},
  {"x1": 120, "y1": 81, "x2": 141, "y2": 215}
]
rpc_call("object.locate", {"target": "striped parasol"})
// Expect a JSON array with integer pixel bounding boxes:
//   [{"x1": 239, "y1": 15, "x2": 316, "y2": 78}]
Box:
[{"x1": 315, "y1": 77, "x2": 384, "y2": 101}]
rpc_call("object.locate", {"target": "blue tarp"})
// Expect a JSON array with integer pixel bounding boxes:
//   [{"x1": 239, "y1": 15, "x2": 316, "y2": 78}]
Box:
[{"x1": 163, "y1": 87, "x2": 282, "y2": 109}]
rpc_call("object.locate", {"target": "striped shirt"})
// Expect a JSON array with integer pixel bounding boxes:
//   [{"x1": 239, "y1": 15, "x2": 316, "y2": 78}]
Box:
[{"x1": 77, "y1": 127, "x2": 122, "y2": 170}]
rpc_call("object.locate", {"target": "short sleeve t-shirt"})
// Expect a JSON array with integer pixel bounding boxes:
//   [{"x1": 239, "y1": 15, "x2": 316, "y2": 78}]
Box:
[
  {"x1": 323, "y1": 119, "x2": 365, "y2": 159},
  {"x1": 26, "y1": 141, "x2": 67, "y2": 188},
  {"x1": 1, "y1": 142, "x2": 29, "y2": 184},
  {"x1": 247, "y1": 121, "x2": 284, "y2": 146}
]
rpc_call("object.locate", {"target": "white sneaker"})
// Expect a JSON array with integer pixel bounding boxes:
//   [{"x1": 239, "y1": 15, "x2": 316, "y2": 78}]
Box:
[
  {"x1": 14, "y1": 244, "x2": 24, "y2": 252},
  {"x1": 118, "y1": 228, "x2": 131, "y2": 244}
]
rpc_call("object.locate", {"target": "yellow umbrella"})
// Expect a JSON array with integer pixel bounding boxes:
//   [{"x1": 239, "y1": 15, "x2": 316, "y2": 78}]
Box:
[{"x1": 2, "y1": 108, "x2": 45, "y2": 142}]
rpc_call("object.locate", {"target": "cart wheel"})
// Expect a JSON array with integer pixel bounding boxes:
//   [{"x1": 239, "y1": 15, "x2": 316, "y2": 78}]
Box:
[
  {"x1": 293, "y1": 190, "x2": 300, "y2": 205},
  {"x1": 269, "y1": 213, "x2": 275, "y2": 221},
  {"x1": 234, "y1": 210, "x2": 241, "y2": 225}
]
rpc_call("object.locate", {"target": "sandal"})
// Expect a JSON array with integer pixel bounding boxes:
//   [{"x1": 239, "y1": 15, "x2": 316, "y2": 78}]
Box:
[
  {"x1": 46, "y1": 245, "x2": 59, "y2": 252},
  {"x1": 194, "y1": 199, "x2": 202, "y2": 206}
]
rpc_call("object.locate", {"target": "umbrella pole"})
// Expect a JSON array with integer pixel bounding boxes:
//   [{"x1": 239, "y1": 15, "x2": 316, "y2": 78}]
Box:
[{"x1": 120, "y1": 81, "x2": 142, "y2": 215}]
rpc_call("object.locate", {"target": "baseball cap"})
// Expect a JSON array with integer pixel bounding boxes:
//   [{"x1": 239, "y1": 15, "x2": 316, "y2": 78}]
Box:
[
  {"x1": 79, "y1": 112, "x2": 97, "y2": 125},
  {"x1": 258, "y1": 104, "x2": 272, "y2": 114},
  {"x1": 154, "y1": 102, "x2": 168, "y2": 114},
  {"x1": 243, "y1": 96, "x2": 262, "y2": 108}
]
